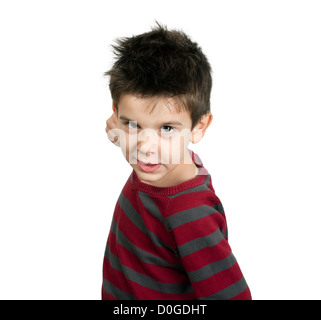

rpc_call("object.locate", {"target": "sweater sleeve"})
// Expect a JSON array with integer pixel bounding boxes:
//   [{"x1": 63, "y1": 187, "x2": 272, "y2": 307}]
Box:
[{"x1": 167, "y1": 202, "x2": 251, "y2": 300}]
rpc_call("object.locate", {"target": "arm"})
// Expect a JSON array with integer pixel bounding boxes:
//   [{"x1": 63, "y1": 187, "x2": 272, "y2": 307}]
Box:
[{"x1": 167, "y1": 203, "x2": 251, "y2": 300}]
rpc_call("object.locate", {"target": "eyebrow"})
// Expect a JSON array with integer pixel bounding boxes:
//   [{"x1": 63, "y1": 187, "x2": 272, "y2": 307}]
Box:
[{"x1": 119, "y1": 115, "x2": 183, "y2": 127}]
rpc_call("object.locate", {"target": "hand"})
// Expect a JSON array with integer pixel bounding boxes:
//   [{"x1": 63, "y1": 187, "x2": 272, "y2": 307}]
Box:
[{"x1": 105, "y1": 113, "x2": 120, "y2": 146}]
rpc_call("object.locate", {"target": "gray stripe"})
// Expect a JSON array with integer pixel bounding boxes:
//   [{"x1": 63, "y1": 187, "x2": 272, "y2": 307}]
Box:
[
  {"x1": 168, "y1": 175, "x2": 211, "y2": 199},
  {"x1": 123, "y1": 266, "x2": 193, "y2": 295},
  {"x1": 105, "y1": 243, "x2": 123, "y2": 272},
  {"x1": 118, "y1": 192, "x2": 173, "y2": 252},
  {"x1": 198, "y1": 277, "x2": 248, "y2": 300},
  {"x1": 118, "y1": 192, "x2": 146, "y2": 233},
  {"x1": 138, "y1": 192, "x2": 168, "y2": 226},
  {"x1": 223, "y1": 227, "x2": 228, "y2": 239},
  {"x1": 177, "y1": 228, "x2": 224, "y2": 257},
  {"x1": 138, "y1": 192, "x2": 176, "y2": 250},
  {"x1": 167, "y1": 205, "x2": 219, "y2": 229},
  {"x1": 105, "y1": 244, "x2": 193, "y2": 295},
  {"x1": 213, "y1": 202, "x2": 224, "y2": 214},
  {"x1": 188, "y1": 253, "x2": 237, "y2": 282},
  {"x1": 103, "y1": 278, "x2": 135, "y2": 300},
  {"x1": 111, "y1": 219, "x2": 183, "y2": 270}
]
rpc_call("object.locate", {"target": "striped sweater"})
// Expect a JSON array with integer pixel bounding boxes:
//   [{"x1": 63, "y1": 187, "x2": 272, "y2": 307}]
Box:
[{"x1": 102, "y1": 152, "x2": 251, "y2": 300}]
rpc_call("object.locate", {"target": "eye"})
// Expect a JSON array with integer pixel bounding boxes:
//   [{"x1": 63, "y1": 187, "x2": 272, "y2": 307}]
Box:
[
  {"x1": 160, "y1": 125, "x2": 174, "y2": 134},
  {"x1": 128, "y1": 121, "x2": 138, "y2": 129}
]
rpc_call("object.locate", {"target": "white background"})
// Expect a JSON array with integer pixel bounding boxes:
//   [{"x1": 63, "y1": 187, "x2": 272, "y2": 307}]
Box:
[{"x1": 0, "y1": 0, "x2": 320, "y2": 300}]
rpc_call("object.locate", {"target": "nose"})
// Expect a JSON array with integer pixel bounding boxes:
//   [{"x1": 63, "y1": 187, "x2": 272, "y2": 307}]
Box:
[{"x1": 137, "y1": 129, "x2": 158, "y2": 159}]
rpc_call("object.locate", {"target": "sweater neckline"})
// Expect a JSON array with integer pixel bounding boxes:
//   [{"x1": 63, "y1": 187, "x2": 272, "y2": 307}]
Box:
[{"x1": 132, "y1": 151, "x2": 209, "y2": 196}]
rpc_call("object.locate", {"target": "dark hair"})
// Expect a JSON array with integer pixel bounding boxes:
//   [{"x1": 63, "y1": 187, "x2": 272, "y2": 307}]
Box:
[{"x1": 105, "y1": 23, "x2": 212, "y2": 128}]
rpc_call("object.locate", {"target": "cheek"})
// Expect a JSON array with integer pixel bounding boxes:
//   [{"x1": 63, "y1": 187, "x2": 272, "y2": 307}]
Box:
[
  {"x1": 127, "y1": 134, "x2": 138, "y2": 162},
  {"x1": 159, "y1": 135, "x2": 188, "y2": 164},
  {"x1": 127, "y1": 134, "x2": 137, "y2": 150},
  {"x1": 118, "y1": 131, "x2": 138, "y2": 162}
]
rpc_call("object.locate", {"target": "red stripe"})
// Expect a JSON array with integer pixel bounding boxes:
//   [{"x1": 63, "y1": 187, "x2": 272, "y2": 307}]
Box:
[
  {"x1": 127, "y1": 280, "x2": 196, "y2": 300},
  {"x1": 167, "y1": 192, "x2": 219, "y2": 216}
]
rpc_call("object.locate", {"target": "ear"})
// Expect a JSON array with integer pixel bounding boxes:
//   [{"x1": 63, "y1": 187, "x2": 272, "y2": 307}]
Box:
[
  {"x1": 191, "y1": 113, "x2": 213, "y2": 144},
  {"x1": 112, "y1": 102, "x2": 119, "y2": 126},
  {"x1": 112, "y1": 102, "x2": 118, "y2": 117}
]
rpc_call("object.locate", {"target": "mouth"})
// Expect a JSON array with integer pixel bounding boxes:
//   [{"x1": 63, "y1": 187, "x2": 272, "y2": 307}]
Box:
[{"x1": 136, "y1": 160, "x2": 161, "y2": 173}]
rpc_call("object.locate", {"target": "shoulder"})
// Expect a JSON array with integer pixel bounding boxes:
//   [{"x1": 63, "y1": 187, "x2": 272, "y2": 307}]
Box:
[
  {"x1": 167, "y1": 173, "x2": 222, "y2": 212},
  {"x1": 165, "y1": 174, "x2": 226, "y2": 233}
]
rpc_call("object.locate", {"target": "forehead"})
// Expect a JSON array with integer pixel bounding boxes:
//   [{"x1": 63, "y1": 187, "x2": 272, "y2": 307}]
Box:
[{"x1": 118, "y1": 94, "x2": 192, "y2": 126}]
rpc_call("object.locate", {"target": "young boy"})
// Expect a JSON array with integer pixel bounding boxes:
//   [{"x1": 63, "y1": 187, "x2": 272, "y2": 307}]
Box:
[{"x1": 103, "y1": 24, "x2": 251, "y2": 300}]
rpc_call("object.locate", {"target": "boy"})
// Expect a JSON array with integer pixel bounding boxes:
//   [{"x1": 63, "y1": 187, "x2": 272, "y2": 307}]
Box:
[{"x1": 103, "y1": 24, "x2": 251, "y2": 300}]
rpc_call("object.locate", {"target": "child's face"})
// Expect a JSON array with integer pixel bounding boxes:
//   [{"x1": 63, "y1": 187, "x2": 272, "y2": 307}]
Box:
[{"x1": 114, "y1": 94, "x2": 200, "y2": 187}]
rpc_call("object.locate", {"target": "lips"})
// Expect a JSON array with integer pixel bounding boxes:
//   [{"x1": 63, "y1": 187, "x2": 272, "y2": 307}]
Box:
[{"x1": 136, "y1": 160, "x2": 161, "y2": 173}]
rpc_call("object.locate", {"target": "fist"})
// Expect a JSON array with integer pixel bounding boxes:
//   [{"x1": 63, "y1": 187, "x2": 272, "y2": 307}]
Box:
[{"x1": 105, "y1": 113, "x2": 120, "y2": 146}]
